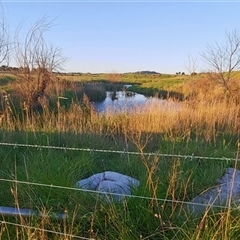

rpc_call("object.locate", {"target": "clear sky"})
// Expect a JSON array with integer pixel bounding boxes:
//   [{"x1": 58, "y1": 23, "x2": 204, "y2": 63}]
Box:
[{"x1": 1, "y1": 1, "x2": 240, "y2": 74}]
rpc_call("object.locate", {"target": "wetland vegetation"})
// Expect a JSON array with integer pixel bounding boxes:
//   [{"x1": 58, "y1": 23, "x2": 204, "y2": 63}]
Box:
[
  {"x1": 0, "y1": 70, "x2": 240, "y2": 239},
  {"x1": 0, "y1": 13, "x2": 240, "y2": 239}
]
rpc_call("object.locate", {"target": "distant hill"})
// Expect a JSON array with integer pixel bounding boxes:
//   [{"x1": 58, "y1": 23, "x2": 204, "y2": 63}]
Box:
[{"x1": 133, "y1": 71, "x2": 161, "y2": 75}]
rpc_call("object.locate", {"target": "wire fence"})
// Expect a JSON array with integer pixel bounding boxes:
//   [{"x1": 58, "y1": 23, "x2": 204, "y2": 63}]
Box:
[
  {"x1": 0, "y1": 142, "x2": 238, "y2": 162},
  {"x1": 0, "y1": 141, "x2": 239, "y2": 239},
  {"x1": 0, "y1": 221, "x2": 93, "y2": 240},
  {"x1": 0, "y1": 177, "x2": 237, "y2": 211}
]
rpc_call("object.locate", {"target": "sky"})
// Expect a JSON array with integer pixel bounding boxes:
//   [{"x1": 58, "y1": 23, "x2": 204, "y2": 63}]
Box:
[{"x1": 1, "y1": 1, "x2": 240, "y2": 74}]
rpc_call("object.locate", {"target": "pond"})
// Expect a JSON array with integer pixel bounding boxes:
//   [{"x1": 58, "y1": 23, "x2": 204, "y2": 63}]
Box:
[
  {"x1": 92, "y1": 91, "x2": 146, "y2": 113},
  {"x1": 92, "y1": 90, "x2": 180, "y2": 113}
]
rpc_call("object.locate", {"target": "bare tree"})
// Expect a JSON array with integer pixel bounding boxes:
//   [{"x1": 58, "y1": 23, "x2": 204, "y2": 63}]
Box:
[
  {"x1": 0, "y1": 5, "x2": 9, "y2": 66},
  {"x1": 13, "y1": 17, "x2": 65, "y2": 112},
  {"x1": 185, "y1": 55, "x2": 198, "y2": 79},
  {"x1": 201, "y1": 29, "x2": 240, "y2": 94}
]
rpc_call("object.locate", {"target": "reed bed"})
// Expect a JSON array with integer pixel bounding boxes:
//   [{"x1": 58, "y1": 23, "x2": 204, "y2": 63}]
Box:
[
  {"x1": 0, "y1": 95, "x2": 239, "y2": 143},
  {"x1": 0, "y1": 82, "x2": 240, "y2": 239},
  {"x1": 101, "y1": 98, "x2": 240, "y2": 143}
]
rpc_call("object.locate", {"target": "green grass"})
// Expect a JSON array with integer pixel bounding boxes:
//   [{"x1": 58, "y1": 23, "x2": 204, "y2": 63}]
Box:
[
  {"x1": 0, "y1": 71, "x2": 240, "y2": 239},
  {"x1": 58, "y1": 72, "x2": 189, "y2": 93},
  {"x1": 0, "y1": 71, "x2": 212, "y2": 101},
  {"x1": 0, "y1": 130, "x2": 239, "y2": 239}
]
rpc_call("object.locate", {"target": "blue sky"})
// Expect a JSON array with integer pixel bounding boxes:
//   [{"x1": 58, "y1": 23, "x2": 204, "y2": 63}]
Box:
[{"x1": 1, "y1": 1, "x2": 240, "y2": 73}]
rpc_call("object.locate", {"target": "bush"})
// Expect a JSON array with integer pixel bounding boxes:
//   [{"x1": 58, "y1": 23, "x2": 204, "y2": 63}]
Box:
[{"x1": 83, "y1": 83, "x2": 107, "y2": 102}]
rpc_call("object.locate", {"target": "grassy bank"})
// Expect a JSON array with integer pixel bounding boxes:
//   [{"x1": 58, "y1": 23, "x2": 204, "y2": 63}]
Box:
[
  {"x1": 58, "y1": 72, "x2": 188, "y2": 99},
  {"x1": 0, "y1": 72, "x2": 240, "y2": 239},
  {"x1": 0, "y1": 129, "x2": 239, "y2": 239}
]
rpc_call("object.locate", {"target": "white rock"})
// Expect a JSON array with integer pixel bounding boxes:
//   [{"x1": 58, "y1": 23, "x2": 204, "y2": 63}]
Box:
[
  {"x1": 186, "y1": 168, "x2": 240, "y2": 215},
  {"x1": 76, "y1": 172, "x2": 104, "y2": 190},
  {"x1": 104, "y1": 171, "x2": 140, "y2": 187},
  {"x1": 76, "y1": 171, "x2": 140, "y2": 202}
]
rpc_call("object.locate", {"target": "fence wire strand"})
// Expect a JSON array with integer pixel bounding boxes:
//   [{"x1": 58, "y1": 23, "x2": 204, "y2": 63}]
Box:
[
  {"x1": 0, "y1": 177, "x2": 239, "y2": 211},
  {"x1": 0, "y1": 142, "x2": 237, "y2": 162},
  {"x1": 0, "y1": 141, "x2": 240, "y2": 239},
  {"x1": 0, "y1": 220, "x2": 93, "y2": 240},
  {"x1": 0, "y1": 141, "x2": 238, "y2": 210}
]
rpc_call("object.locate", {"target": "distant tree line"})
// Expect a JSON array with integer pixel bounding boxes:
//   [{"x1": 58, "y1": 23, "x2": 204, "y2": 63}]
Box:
[
  {"x1": 176, "y1": 72, "x2": 185, "y2": 75},
  {"x1": 0, "y1": 65, "x2": 63, "y2": 74},
  {"x1": 0, "y1": 65, "x2": 20, "y2": 72},
  {"x1": 135, "y1": 70, "x2": 161, "y2": 75}
]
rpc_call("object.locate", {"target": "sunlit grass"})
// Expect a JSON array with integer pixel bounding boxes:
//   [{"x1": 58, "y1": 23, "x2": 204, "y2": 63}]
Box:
[{"x1": 0, "y1": 72, "x2": 240, "y2": 239}]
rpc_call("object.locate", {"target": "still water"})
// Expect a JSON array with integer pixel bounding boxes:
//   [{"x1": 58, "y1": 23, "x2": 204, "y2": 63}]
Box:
[
  {"x1": 92, "y1": 91, "x2": 178, "y2": 113},
  {"x1": 92, "y1": 91, "x2": 146, "y2": 113}
]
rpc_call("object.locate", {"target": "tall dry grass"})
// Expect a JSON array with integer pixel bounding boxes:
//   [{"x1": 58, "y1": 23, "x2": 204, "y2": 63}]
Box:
[
  {"x1": 0, "y1": 73, "x2": 239, "y2": 146},
  {"x1": 0, "y1": 92, "x2": 239, "y2": 145},
  {"x1": 1, "y1": 75, "x2": 240, "y2": 239},
  {"x1": 102, "y1": 98, "x2": 239, "y2": 144}
]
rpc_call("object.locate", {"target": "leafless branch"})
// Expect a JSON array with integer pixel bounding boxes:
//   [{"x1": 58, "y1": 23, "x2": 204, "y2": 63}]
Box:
[
  {"x1": 0, "y1": 5, "x2": 9, "y2": 65},
  {"x1": 201, "y1": 29, "x2": 240, "y2": 93},
  {"x1": 13, "y1": 16, "x2": 66, "y2": 111},
  {"x1": 185, "y1": 55, "x2": 198, "y2": 77}
]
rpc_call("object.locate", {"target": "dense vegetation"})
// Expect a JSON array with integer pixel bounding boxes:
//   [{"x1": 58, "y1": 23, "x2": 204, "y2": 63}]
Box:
[
  {"x1": 0, "y1": 10, "x2": 240, "y2": 238},
  {"x1": 0, "y1": 71, "x2": 240, "y2": 239}
]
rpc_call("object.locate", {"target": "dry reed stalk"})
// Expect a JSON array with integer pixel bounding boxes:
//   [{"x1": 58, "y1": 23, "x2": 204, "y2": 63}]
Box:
[
  {"x1": 0, "y1": 95, "x2": 239, "y2": 143},
  {"x1": 115, "y1": 98, "x2": 240, "y2": 142}
]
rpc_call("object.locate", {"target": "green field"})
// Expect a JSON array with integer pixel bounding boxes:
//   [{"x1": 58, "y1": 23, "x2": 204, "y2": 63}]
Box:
[{"x1": 0, "y1": 71, "x2": 240, "y2": 239}]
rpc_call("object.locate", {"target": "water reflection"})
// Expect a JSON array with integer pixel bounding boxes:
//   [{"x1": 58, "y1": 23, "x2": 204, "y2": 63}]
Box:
[
  {"x1": 92, "y1": 91, "x2": 145, "y2": 113},
  {"x1": 92, "y1": 91, "x2": 178, "y2": 113}
]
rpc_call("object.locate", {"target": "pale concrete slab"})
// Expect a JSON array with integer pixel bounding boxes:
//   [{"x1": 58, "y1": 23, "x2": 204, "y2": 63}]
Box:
[
  {"x1": 185, "y1": 168, "x2": 240, "y2": 215},
  {"x1": 76, "y1": 171, "x2": 140, "y2": 202}
]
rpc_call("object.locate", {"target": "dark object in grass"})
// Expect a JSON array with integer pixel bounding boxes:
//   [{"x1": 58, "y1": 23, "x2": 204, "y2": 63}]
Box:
[{"x1": 0, "y1": 206, "x2": 67, "y2": 219}]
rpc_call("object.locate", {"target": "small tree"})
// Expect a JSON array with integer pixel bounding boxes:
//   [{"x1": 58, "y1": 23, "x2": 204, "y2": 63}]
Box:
[
  {"x1": 13, "y1": 17, "x2": 65, "y2": 112},
  {"x1": 201, "y1": 29, "x2": 240, "y2": 95},
  {"x1": 0, "y1": 6, "x2": 9, "y2": 66},
  {"x1": 185, "y1": 55, "x2": 198, "y2": 79},
  {"x1": 0, "y1": 5, "x2": 10, "y2": 115}
]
